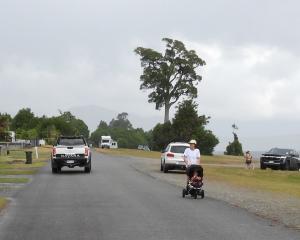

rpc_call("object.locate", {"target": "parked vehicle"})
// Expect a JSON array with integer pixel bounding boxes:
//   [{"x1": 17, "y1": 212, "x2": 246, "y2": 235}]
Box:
[
  {"x1": 160, "y1": 142, "x2": 189, "y2": 173},
  {"x1": 137, "y1": 145, "x2": 150, "y2": 151},
  {"x1": 100, "y1": 136, "x2": 112, "y2": 149},
  {"x1": 260, "y1": 148, "x2": 300, "y2": 171},
  {"x1": 51, "y1": 136, "x2": 92, "y2": 173}
]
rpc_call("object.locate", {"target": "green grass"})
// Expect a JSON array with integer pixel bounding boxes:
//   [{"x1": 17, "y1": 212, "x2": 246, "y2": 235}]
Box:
[
  {"x1": 96, "y1": 148, "x2": 243, "y2": 165},
  {"x1": 205, "y1": 166, "x2": 300, "y2": 198},
  {"x1": 0, "y1": 147, "x2": 51, "y2": 176},
  {"x1": 0, "y1": 169, "x2": 37, "y2": 175},
  {"x1": 0, "y1": 177, "x2": 29, "y2": 183},
  {"x1": 0, "y1": 197, "x2": 7, "y2": 211}
]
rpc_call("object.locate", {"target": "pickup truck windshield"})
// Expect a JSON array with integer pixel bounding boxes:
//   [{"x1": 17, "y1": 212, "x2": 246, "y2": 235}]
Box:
[
  {"x1": 57, "y1": 138, "x2": 86, "y2": 146},
  {"x1": 266, "y1": 148, "x2": 292, "y2": 155}
]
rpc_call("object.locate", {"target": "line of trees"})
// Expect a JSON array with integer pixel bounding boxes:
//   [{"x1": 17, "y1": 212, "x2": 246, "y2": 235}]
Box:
[{"x1": 0, "y1": 108, "x2": 89, "y2": 144}]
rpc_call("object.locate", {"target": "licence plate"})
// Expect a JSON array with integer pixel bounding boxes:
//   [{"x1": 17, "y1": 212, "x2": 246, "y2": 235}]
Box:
[
  {"x1": 67, "y1": 160, "x2": 74, "y2": 164},
  {"x1": 269, "y1": 161, "x2": 274, "y2": 163}
]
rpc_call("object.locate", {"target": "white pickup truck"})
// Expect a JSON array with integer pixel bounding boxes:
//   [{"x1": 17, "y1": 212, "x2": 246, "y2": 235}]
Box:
[{"x1": 51, "y1": 136, "x2": 92, "y2": 173}]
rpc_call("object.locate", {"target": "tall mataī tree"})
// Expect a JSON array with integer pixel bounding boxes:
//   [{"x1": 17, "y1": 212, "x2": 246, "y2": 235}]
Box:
[{"x1": 135, "y1": 38, "x2": 206, "y2": 122}]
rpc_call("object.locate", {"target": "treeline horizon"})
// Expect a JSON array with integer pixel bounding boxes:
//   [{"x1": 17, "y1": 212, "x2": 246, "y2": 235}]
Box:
[{"x1": 0, "y1": 100, "x2": 220, "y2": 154}]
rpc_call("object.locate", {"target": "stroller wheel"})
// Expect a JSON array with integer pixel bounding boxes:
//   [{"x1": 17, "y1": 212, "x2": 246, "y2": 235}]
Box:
[
  {"x1": 182, "y1": 189, "x2": 186, "y2": 198},
  {"x1": 200, "y1": 190, "x2": 205, "y2": 199}
]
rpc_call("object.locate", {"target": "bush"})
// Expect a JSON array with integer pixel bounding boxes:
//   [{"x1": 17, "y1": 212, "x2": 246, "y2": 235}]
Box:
[{"x1": 224, "y1": 133, "x2": 243, "y2": 156}]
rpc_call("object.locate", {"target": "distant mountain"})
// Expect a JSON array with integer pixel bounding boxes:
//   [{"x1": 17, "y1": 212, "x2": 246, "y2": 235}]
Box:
[{"x1": 69, "y1": 105, "x2": 161, "y2": 132}]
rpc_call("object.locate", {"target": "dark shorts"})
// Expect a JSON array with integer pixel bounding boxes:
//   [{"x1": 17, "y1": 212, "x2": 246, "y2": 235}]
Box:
[{"x1": 245, "y1": 161, "x2": 252, "y2": 165}]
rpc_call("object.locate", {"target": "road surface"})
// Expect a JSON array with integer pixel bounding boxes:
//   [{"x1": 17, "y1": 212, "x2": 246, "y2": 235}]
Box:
[{"x1": 0, "y1": 152, "x2": 298, "y2": 240}]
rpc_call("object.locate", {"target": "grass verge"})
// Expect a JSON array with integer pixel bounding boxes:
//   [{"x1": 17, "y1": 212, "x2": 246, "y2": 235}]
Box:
[
  {"x1": 95, "y1": 148, "x2": 244, "y2": 165},
  {"x1": 0, "y1": 197, "x2": 7, "y2": 211},
  {"x1": 205, "y1": 166, "x2": 300, "y2": 198},
  {"x1": 0, "y1": 178, "x2": 29, "y2": 184}
]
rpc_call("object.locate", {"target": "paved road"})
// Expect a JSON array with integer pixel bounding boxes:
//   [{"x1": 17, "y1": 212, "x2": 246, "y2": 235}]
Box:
[{"x1": 0, "y1": 152, "x2": 298, "y2": 240}]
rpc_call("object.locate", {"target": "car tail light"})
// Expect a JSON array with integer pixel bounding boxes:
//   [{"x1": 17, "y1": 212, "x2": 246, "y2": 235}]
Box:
[
  {"x1": 85, "y1": 148, "x2": 89, "y2": 156},
  {"x1": 52, "y1": 147, "x2": 56, "y2": 156},
  {"x1": 167, "y1": 153, "x2": 174, "y2": 158}
]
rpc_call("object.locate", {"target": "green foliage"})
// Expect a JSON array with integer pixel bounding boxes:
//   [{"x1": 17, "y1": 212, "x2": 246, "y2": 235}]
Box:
[
  {"x1": 0, "y1": 113, "x2": 12, "y2": 141},
  {"x1": 90, "y1": 113, "x2": 148, "y2": 149},
  {"x1": 225, "y1": 133, "x2": 244, "y2": 156},
  {"x1": 135, "y1": 38, "x2": 206, "y2": 122},
  {"x1": 8, "y1": 109, "x2": 89, "y2": 142},
  {"x1": 109, "y1": 112, "x2": 132, "y2": 130},
  {"x1": 11, "y1": 108, "x2": 37, "y2": 130},
  {"x1": 150, "y1": 100, "x2": 219, "y2": 155}
]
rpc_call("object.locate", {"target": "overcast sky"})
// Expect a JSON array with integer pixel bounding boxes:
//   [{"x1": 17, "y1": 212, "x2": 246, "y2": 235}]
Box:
[{"x1": 1, "y1": 0, "x2": 300, "y2": 151}]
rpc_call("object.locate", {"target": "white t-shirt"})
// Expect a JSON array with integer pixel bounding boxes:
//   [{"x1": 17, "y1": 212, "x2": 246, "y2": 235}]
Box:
[{"x1": 183, "y1": 148, "x2": 201, "y2": 166}]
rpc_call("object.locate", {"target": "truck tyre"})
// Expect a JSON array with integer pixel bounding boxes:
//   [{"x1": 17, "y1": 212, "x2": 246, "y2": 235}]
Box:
[
  {"x1": 52, "y1": 167, "x2": 58, "y2": 174},
  {"x1": 290, "y1": 159, "x2": 298, "y2": 171},
  {"x1": 84, "y1": 161, "x2": 91, "y2": 173},
  {"x1": 282, "y1": 161, "x2": 290, "y2": 171},
  {"x1": 260, "y1": 162, "x2": 266, "y2": 170}
]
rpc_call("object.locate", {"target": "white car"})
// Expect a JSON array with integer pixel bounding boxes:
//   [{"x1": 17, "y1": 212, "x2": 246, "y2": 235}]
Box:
[{"x1": 160, "y1": 142, "x2": 190, "y2": 173}]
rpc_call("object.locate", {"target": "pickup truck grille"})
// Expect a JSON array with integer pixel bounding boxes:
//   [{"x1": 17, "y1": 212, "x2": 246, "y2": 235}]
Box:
[{"x1": 261, "y1": 156, "x2": 282, "y2": 163}]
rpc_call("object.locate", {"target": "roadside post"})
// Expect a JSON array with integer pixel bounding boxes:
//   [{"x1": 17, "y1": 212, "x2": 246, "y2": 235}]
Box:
[
  {"x1": 25, "y1": 151, "x2": 33, "y2": 164},
  {"x1": 35, "y1": 146, "x2": 39, "y2": 159}
]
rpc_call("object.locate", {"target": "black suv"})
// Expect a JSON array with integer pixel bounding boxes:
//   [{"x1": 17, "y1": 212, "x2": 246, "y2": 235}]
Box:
[{"x1": 260, "y1": 148, "x2": 300, "y2": 171}]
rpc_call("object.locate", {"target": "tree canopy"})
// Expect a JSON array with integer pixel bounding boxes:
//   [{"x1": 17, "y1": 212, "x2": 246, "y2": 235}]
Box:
[
  {"x1": 90, "y1": 113, "x2": 149, "y2": 149},
  {"x1": 5, "y1": 109, "x2": 89, "y2": 143},
  {"x1": 135, "y1": 38, "x2": 206, "y2": 122},
  {"x1": 225, "y1": 132, "x2": 244, "y2": 156},
  {"x1": 150, "y1": 100, "x2": 219, "y2": 155}
]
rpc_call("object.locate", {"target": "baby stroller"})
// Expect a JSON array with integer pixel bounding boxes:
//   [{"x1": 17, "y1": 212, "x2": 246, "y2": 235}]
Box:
[{"x1": 182, "y1": 165, "x2": 204, "y2": 199}]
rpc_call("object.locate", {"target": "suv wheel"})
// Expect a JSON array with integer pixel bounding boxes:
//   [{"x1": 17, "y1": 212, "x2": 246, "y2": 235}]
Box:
[
  {"x1": 163, "y1": 162, "x2": 168, "y2": 173},
  {"x1": 160, "y1": 160, "x2": 163, "y2": 171}
]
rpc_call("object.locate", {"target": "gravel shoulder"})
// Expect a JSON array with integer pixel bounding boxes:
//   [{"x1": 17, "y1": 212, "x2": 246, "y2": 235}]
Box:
[{"x1": 129, "y1": 156, "x2": 300, "y2": 230}]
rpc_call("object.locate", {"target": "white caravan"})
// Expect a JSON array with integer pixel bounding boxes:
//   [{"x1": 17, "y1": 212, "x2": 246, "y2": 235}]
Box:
[{"x1": 100, "y1": 136, "x2": 112, "y2": 149}]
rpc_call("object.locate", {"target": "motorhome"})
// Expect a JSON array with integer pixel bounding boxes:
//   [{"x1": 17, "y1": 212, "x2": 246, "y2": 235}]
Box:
[{"x1": 100, "y1": 136, "x2": 112, "y2": 149}]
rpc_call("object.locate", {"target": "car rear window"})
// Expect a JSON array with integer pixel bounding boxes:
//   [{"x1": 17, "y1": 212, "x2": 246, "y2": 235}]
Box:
[
  {"x1": 170, "y1": 146, "x2": 188, "y2": 153},
  {"x1": 57, "y1": 138, "x2": 86, "y2": 146}
]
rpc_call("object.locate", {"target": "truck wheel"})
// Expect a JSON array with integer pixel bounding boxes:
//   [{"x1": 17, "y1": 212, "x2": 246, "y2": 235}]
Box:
[
  {"x1": 260, "y1": 162, "x2": 266, "y2": 170},
  {"x1": 52, "y1": 167, "x2": 58, "y2": 174},
  {"x1": 282, "y1": 161, "x2": 290, "y2": 171},
  {"x1": 290, "y1": 159, "x2": 298, "y2": 171},
  {"x1": 84, "y1": 161, "x2": 92, "y2": 173}
]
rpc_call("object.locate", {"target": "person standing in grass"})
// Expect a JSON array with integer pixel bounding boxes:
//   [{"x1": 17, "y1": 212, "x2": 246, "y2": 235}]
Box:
[{"x1": 244, "y1": 151, "x2": 254, "y2": 169}]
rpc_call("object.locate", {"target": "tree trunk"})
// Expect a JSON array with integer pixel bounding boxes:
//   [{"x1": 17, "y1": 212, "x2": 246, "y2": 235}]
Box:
[{"x1": 164, "y1": 103, "x2": 171, "y2": 123}]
